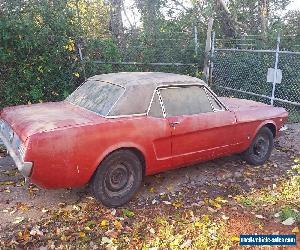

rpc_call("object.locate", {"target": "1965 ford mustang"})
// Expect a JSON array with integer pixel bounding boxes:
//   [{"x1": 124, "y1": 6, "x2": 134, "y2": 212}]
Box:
[{"x1": 0, "y1": 72, "x2": 288, "y2": 207}]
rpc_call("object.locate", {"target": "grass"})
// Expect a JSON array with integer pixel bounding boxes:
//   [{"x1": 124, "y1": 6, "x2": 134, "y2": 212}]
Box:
[
  {"x1": 236, "y1": 158, "x2": 300, "y2": 224},
  {"x1": 279, "y1": 206, "x2": 300, "y2": 222},
  {"x1": 141, "y1": 215, "x2": 232, "y2": 250}
]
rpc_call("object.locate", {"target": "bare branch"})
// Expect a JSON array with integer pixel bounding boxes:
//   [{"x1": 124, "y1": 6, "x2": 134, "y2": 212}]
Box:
[{"x1": 170, "y1": 0, "x2": 190, "y2": 12}]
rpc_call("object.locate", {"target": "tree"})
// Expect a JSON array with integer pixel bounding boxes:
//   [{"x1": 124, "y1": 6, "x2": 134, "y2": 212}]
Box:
[{"x1": 109, "y1": 0, "x2": 125, "y2": 48}]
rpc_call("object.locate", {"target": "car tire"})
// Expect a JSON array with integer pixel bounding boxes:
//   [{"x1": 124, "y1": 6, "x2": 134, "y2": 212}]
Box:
[
  {"x1": 242, "y1": 127, "x2": 274, "y2": 165},
  {"x1": 91, "y1": 150, "x2": 143, "y2": 208}
]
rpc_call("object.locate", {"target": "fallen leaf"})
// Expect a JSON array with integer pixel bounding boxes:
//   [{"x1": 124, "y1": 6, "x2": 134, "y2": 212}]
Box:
[
  {"x1": 13, "y1": 217, "x2": 25, "y2": 224},
  {"x1": 16, "y1": 203, "x2": 29, "y2": 211},
  {"x1": 172, "y1": 201, "x2": 183, "y2": 208},
  {"x1": 215, "y1": 196, "x2": 228, "y2": 203},
  {"x1": 152, "y1": 199, "x2": 158, "y2": 204},
  {"x1": 221, "y1": 214, "x2": 229, "y2": 220},
  {"x1": 231, "y1": 236, "x2": 240, "y2": 242},
  {"x1": 282, "y1": 217, "x2": 295, "y2": 226},
  {"x1": 42, "y1": 208, "x2": 48, "y2": 213},
  {"x1": 207, "y1": 206, "x2": 217, "y2": 213},
  {"x1": 101, "y1": 236, "x2": 113, "y2": 245},
  {"x1": 122, "y1": 208, "x2": 134, "y2": 217},
  {"x1": 274, "y1": 212, "x2": 281, "y2": 218},
  {"x1": 86, "y1": 196, "x2": 95, "y2": 200},
  {"x1": 79, "y1": 232, "x2": 86, "y2": 238},
  {"x1": 209, "y1": 199, "x2": 221, "y2": 209},
  {"x1": 292, "y1": 227, "x2": 299, "y2": 233},
  {"x1": 105, "y1": 229, "x2": 118, "y2": 238},
  {"x1": 72, "y1": 205, "x2": 80, "y2": 211},
  {"x1": 30, "y1": 226, "x2": 43, "y2": 236},
  {"x1": 111, "y1": 209, "x2": 116, "y2": 216},
  {"x1": 180, "y1": 239, "x2": 192, "y2": 249},
  {"x1": 194, "y1": 221, "x2": 202, "y2": 227},
  {"x1": 114, "y1": 220, "x2": 123, "y2": 230},
  {"x1": 100, "y1": 219, "x2": 108, "y2": 227},
  {"x1": 149, "y1": 228, "x2": 155, "y2": 234},
  {"x1": 20, "y1": 229, "x2": 30, "y2": 242},
  {"x1": 0, "y1": 180, "x2": 15, "y2": 186}
]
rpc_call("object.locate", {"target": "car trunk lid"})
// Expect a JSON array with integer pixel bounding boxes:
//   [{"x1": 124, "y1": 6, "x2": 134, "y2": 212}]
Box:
[
  {"x1": 219, "y1": 97, "x2": 269, "y2": 111},
  {"x1": 0, "y1": 101, "x2": 104, "y2": 141}
]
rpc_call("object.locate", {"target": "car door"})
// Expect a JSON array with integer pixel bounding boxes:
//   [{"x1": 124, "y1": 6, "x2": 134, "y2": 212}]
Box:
[
  {"x1": 147, "y1": 90, "x2": 173, "y2": 172},
  {"x1": 158, "y1": 85, "x2": 237, "y2": 167}
]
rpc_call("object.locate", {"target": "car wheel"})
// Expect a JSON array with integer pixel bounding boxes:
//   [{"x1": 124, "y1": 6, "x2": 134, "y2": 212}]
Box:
[
  {"x1": 91, "y1": 150, "x2": 143, "y2": 208},
  {"x1": 242, "y1": 127, "x2": 274, "y2": 165}
]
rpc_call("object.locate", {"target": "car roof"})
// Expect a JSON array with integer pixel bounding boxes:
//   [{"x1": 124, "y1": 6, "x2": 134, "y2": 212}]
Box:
[
  {"x1": 87, "y1": 72, "x2": 206, "y2": 87},
  {"x1": 82, "y1": 72, "x2": 208, "y2": 117}
]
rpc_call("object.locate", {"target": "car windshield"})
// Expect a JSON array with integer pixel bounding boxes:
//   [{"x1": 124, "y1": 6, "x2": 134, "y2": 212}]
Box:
[{"x1": 66, "y1": 80, "x2": 125, "y2": 116}]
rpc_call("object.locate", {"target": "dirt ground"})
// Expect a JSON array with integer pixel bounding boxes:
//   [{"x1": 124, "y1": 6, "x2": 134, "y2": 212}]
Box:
[{"x1": 0, "y1": 123, "x2": 299, "y2": 249}]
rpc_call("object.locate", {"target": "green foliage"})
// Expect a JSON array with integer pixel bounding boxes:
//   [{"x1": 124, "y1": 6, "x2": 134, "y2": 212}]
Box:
[
  {"x1": 1, "y1": 0, "x2": 299, "y2": 109},
  {"x1": 0, "y1": 0, "x2": 79, "y2": 107},
  {"x1": 0, "y1": 0, "x2": 111, "y2": 108},
  {"x1": 279, "y1": 206, "x2": 300, "y2": 222}
]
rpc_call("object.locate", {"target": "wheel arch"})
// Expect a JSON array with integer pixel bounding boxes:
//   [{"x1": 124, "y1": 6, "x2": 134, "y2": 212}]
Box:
[
  {"x1": 264, "y1": 123, "x2": 277, "y2": 138},
  {"x1": 90, "y1": 144, "x2": 147, "y2": 182},
  {"x1": 254, "y1": 120, "x2": 277, "y2": 138}
]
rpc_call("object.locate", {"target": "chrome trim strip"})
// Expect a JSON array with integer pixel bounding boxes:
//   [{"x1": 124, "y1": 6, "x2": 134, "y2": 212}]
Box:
[
  {"x1": 204, "y1": 86, "x2": 228, "y2": 110},
  {"x1": 157, "y1": 90, "x2": 167, "y2": 118},
  {"x1": 204, "y1": 88, "x2": 216, "y2": 111},
  {"x1": 146, "y1": 88, "x2": 157, "y2": 115},
  {"x1": 0, "y1": 131, "x2": 32, "y2": 177},
  {"x1": 106, "y1": 113, "x2": 146, "y2": 119},
  {"x1": 204, "y1": 87, "x2": 225, "y2": 112},
  {"x1": 66, "y1": 81, "x2": 222, "y2": 119}
]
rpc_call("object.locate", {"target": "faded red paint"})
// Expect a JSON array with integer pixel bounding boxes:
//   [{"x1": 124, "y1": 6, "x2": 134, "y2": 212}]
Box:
[{"x1": 0, "y1": 98, "x2": 288, "y2": 189}]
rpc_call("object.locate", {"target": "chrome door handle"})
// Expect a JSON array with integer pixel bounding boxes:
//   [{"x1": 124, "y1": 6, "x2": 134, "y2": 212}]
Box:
[{"x1": 169, "y1": 121, "x2": 180, "y2": 127}]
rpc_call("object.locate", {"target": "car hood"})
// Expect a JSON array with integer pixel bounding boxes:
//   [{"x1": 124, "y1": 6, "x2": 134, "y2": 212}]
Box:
[
  {"x1": 0, "y1": 101, "x2": 104, "y2": 141},
  {"x1": 219, "y1": 97, "x2": 269, "y2": 111}
]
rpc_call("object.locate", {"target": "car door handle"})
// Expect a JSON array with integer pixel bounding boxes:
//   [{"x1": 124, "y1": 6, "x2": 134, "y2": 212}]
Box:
[{"x1": 169, "y1": 121, "x2": 180, "y2": 127}]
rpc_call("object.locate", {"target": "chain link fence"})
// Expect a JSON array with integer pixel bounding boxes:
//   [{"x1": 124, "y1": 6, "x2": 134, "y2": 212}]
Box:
[
  {"x1": 78, "y1": 27, "x2": 203, "y2": 78},
  {"x1": 211, "y1": 34, "x2": 300, "y2": 122}
]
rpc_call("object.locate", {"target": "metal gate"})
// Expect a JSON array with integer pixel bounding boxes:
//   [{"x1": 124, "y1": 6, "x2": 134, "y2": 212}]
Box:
[{"x1": 211, "y1": 34, "x2": 300, "y2": 122}]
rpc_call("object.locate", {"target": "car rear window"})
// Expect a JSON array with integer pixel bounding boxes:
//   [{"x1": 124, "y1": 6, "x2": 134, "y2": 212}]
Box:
[{"x1": 66, "y1": 81, "x2": 125, "y2": 116}]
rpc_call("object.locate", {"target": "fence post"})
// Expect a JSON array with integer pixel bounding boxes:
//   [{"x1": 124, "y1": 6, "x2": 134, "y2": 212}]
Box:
[
  {"x1": 194, "y1": 26, "x2": 199, "y2": 56},
  {"x1": 270, "y1": 33, "x2": 280, "y2": 106},
  {"x1": 77, "y1": 41, "x2": 86, "y2": 80},
  {"x1": 209, "y1": 31, "x2": 215, "y2": 85}
]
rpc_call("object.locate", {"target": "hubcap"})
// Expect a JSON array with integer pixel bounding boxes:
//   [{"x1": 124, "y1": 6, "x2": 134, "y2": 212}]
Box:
[
  {"x1": 104, "y1": 160, "x2": 134, "y2": 198},
  {"x1": 253, "y1": 135, "x2": 269, "y2": 159},
  {"x1": 106, "y1": 164, "x2": 129, "y2": 192}
]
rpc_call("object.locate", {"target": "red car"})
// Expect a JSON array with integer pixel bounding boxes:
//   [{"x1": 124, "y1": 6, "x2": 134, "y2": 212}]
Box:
[{"x1": 0, "y1": 72, "x2": 288, "y2": 207}]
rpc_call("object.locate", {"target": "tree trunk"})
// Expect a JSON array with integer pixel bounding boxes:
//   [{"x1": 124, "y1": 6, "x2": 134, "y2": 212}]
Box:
[
  {"x1": 109, "y1": 0, "x2": 124, "y2": 49},
  {"x1": 259, "y1": 0, "x2": 268, "y2": 42},
  {"x1": 215, "y1": 0, "x2": 246, "y2": 37},
  {"x1": 203, "y1": 17, "x2": 214, "y2": 82}
]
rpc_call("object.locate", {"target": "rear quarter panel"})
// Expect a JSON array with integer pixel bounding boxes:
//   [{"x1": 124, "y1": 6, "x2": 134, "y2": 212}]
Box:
[{"x1": 27, "y1": 116, "x2": 171, "y2": 188}]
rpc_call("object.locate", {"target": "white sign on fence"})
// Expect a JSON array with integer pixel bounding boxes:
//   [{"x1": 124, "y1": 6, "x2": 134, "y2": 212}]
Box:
[{"x1": 267, "y1": 68, "x2": 282, "y2": 84}]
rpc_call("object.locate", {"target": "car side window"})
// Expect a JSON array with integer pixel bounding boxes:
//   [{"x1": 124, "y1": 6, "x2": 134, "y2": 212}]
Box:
[
  {"x1": 148, "y1": 92, "x2": 164, "y2": 118},
  {"x1": 159, "y1": 86, "x2": 213, "y2": 116}
]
